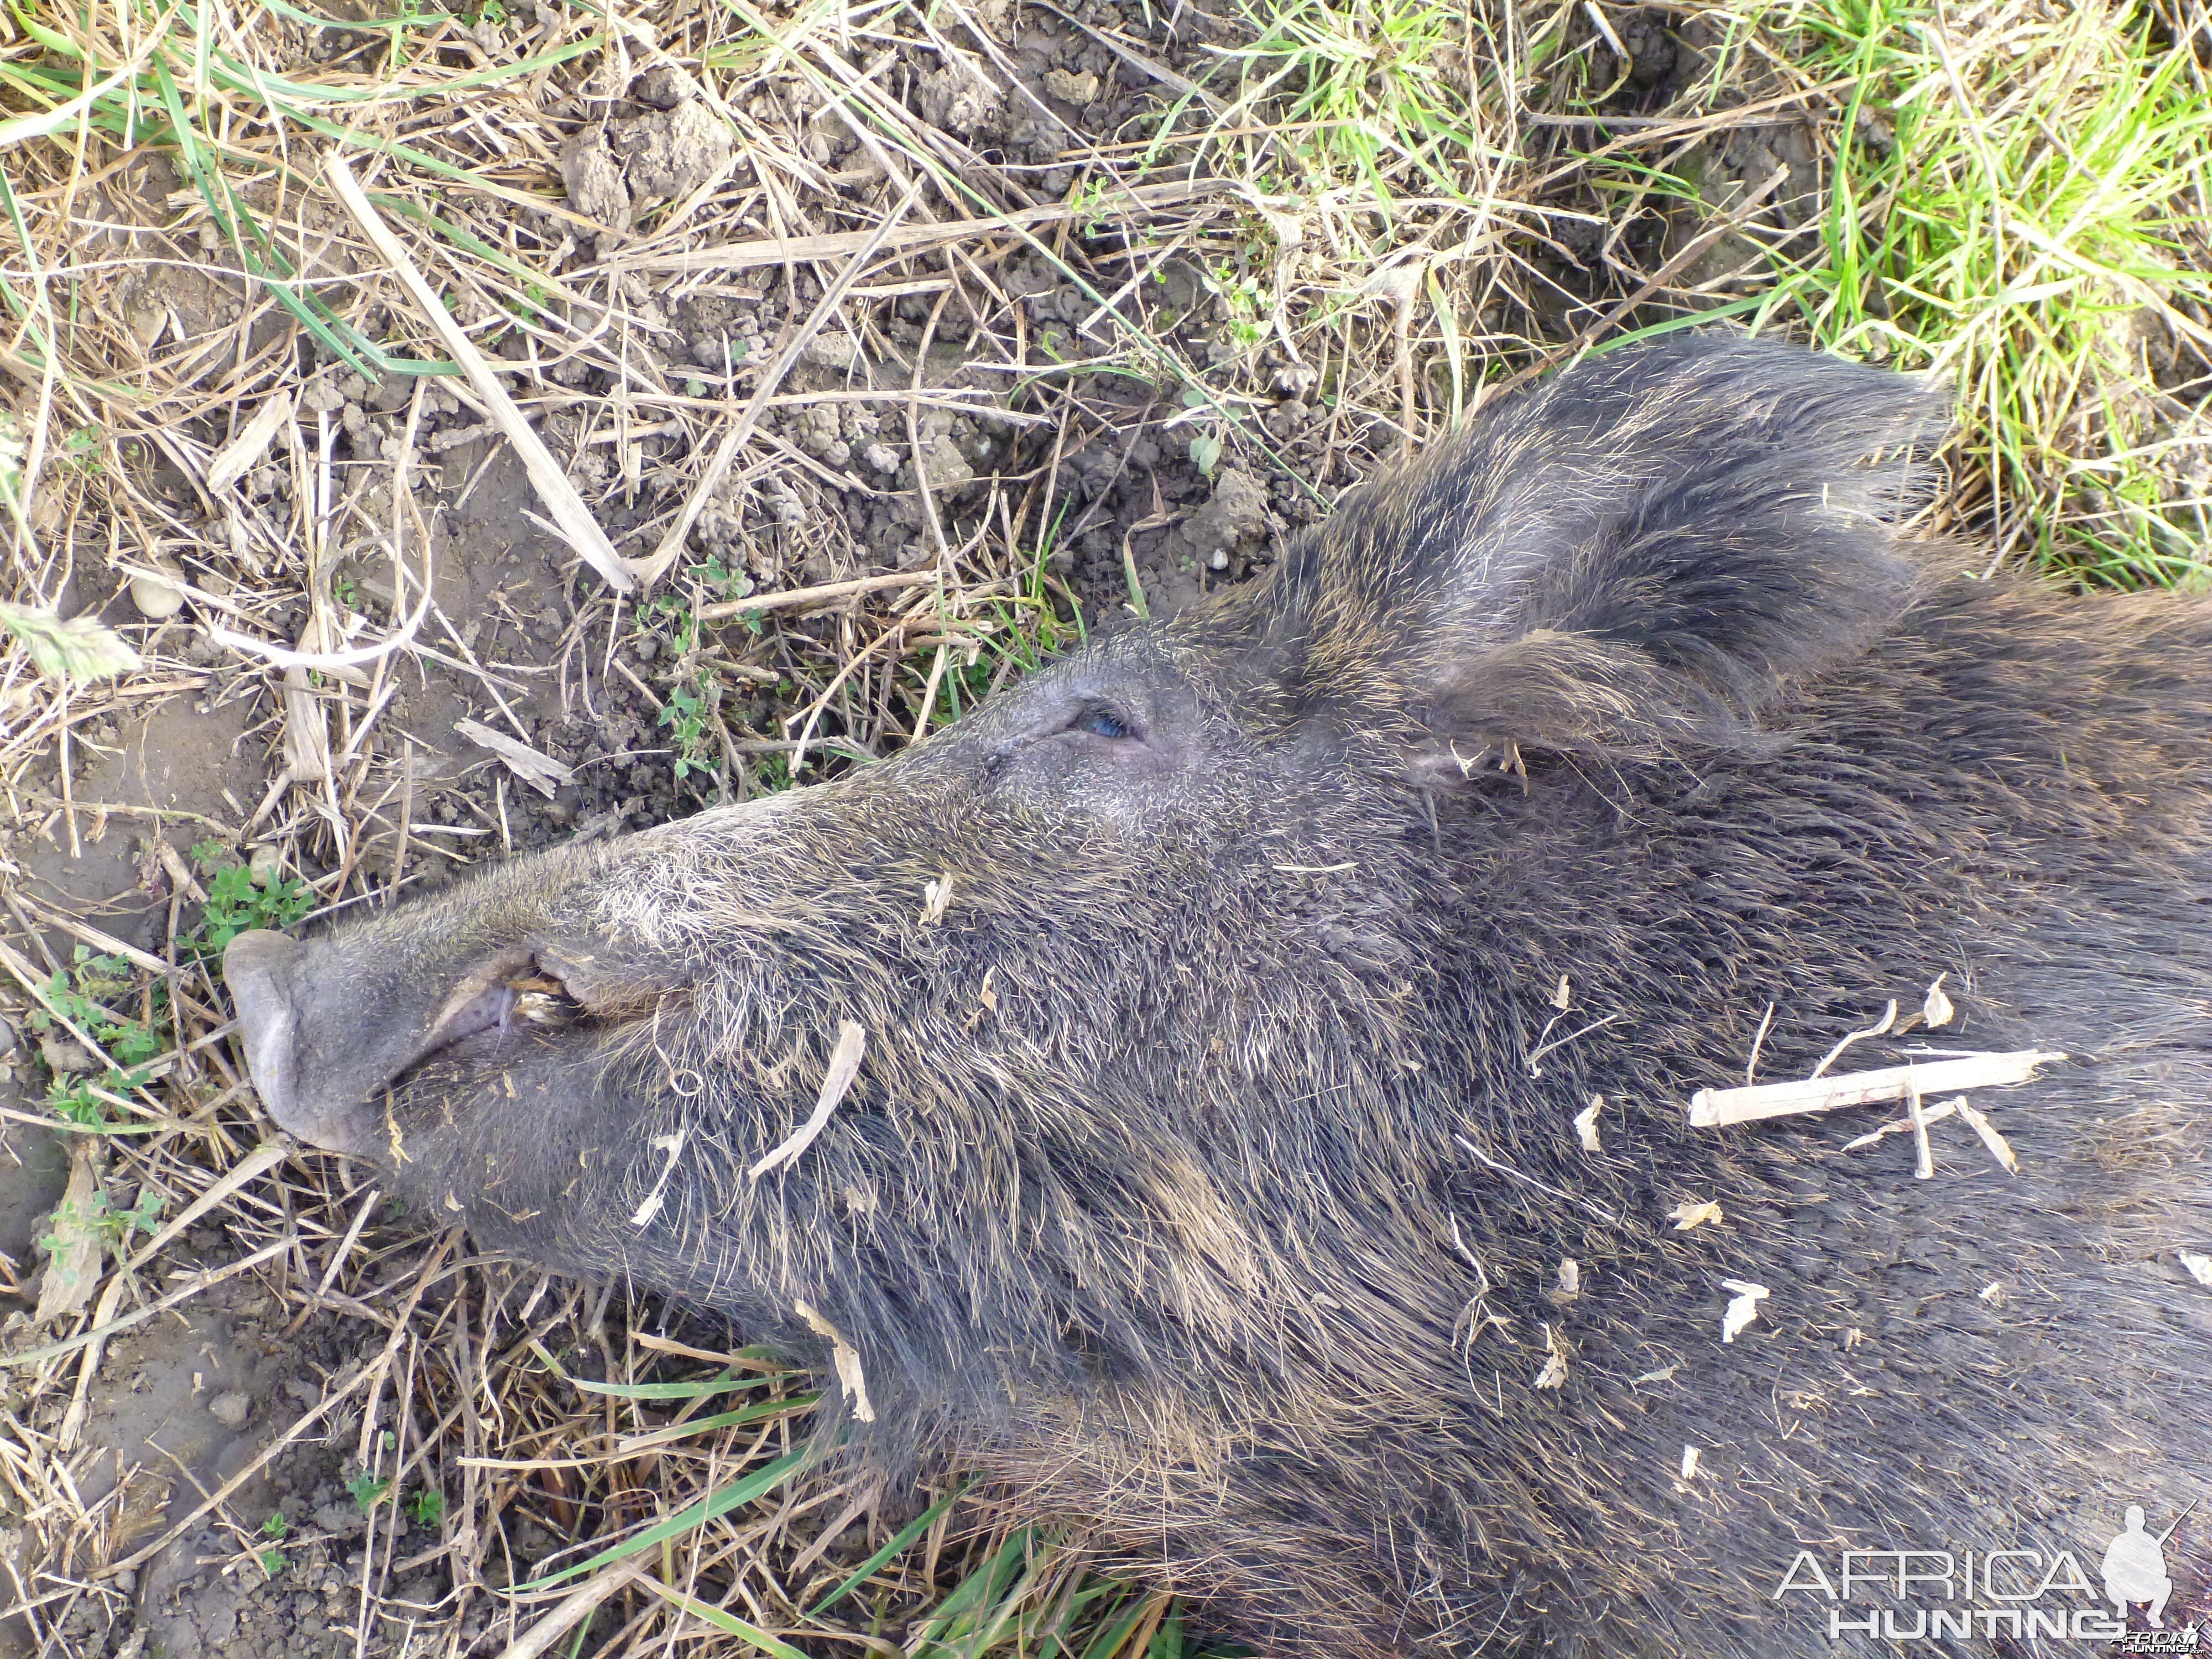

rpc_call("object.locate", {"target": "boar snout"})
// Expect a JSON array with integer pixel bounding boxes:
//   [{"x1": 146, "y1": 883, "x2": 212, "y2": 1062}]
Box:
[
  {"x1": 221, "y1": 836, "x2": 654, "y2": 1165},
  {"x1": 225, "y1": 929, "x2": 316, "y2": 1142},
  {"x1": 226, "y1": 924, "x2": 561, "y2": 1156}
]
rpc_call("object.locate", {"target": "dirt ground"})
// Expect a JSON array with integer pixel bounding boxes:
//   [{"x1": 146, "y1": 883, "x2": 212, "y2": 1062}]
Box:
[{"x1": 0, "y1": 0, "x2": 2204, "y2": 1654}]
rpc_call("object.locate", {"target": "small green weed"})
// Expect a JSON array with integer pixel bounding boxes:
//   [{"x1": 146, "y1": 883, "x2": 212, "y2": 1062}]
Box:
[
  {"x1": 59, "y1": 426, "x2": 102, "y2": 476},
  {"x1": 1204, "y1": 259, "x2": 1270, "y2": 354},
  {"x1": 1069, "y1": 171, "x2": 1117, "y2": 236},
  {"x1": 189, "y1": 839, "x2": 315, "y2": 956},
  {"x1": 348, "y1": 1472, "x2": 393, "y2": 1512},
  {"x1": 408, "y1": 1488, "x2": 445, "y2": 1528},
  {"x1": 1178, "y1": 387, "x2": 1227, "y2": 479},
  {"x1": 36, "y1": 1183, "x2": 162, "y2": 1261},
  {"x1": 657, "y1": 682, "x2": 714, "y2": 781},
  {"x1": 27, "y1": 948, "x2": 165, "y2": 1126},
  {"x1": 686, "y1": 556, "x2": 753, "y2": 604}
]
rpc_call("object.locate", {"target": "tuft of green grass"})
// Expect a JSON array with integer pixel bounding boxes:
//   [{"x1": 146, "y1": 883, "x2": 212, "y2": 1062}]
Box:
[
  {"x1": 1211, "y1": 0, "x2": 1494, "y2": 206},
  {"x1": 501, "y1": 1353, "x2": 1238, "y2": 1657},
  {"x1": 1698, "y1": 0, "x2": 2212, "y2": 585},
  {"x1": 0, "y1": 0, "x2": 613, "y2": 384}
]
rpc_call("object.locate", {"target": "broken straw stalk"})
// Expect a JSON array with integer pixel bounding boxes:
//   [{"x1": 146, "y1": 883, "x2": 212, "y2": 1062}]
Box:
[{"x1": 1686, "y1": 1050, "x2": 2067, "y2": 1128}]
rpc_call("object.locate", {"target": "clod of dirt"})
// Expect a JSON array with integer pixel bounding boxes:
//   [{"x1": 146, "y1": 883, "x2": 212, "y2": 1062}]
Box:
[
  {"x1": 206, "y1": 1391, "x2": 251, "y2": 1428},
  {"x1": 39, "y1": 1035, "x2": 96, "y2": 1073},
  {"x1": 633, "y1": 63, "x2": 703, "y2": 109},
  {"x1": 800, "y1": 332, "x2": 862, "y2": 373},
  {"x1": 559, "y1": 127, "x2": 632, "y2": 232},
  {"x1": 900, "y1": 409, "x2": 978, "y2": 498},
  {"x1": 1167, "y1": 467, "x2": 1274, "y2": 573},
  {"x1": 611, "y1": 99, "x2": 733, "y2": 206},
  {"x1": 1042, "y1": 68, "x2": 1100, "y2": 106},
  {"x1": 917, "y1": 63, "x2": 1003, "y2": 135},
  {"x1": 298, "y1": 372, "x2": 346, "y2": 416},
  {"x1": 564, "y1": 100, "x2": 735, "y2": 234}
]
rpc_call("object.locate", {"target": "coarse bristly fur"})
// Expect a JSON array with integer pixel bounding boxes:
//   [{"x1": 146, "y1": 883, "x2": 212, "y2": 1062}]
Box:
[{"x1": 225, "y1": 335, "x2": 2212, "y2": 1657}]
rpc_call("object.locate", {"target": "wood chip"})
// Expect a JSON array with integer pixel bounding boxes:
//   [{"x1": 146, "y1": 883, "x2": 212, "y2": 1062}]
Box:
[
  {"x1": 1809, "y1": 999, "x2": 1897, "y2": 1079},
  {"x1": 919, "y1": 875, "x2": 953, "y2": 925},
  {"x1": 1843, "y1": 1097, "x2": 1960, "y2": 1150},
  {"x1": 1719, "y1": 1279, "x2": 1769, "y2": 1344},
  {"x1": 204, "y1": 392, "x2": 293, "y2": 493},
  {"x1": 1573, "y1": 1095, "x2": 1603, "y2": 1152},
  {"x1": 795, "y1": 1298, "x2": 875, "y2": 1422},
  {"x1": 749, "y1": 1021, "x2": 867, "y2": 1180},
  {"x1": 1669, "y1": 1200, "x2": 1724, "y2": 1231},
  {"x1": 1533, "y1": 1323, "x2": 1568, "y2": 1390},
  {"x1": 1905, "y1": 1072, "x2": 1935, "y2": 1180},
  {"x1": 1687, "y1": 1050, "x2": 2067, "y2": 1128},
  {"x1": 1922, "y1": 973, "x2": 1955, "y2": 1029},
  {"x1": 1954, "y1": 1098, "x2": 2020, "y2": 1173},
  {"x1": 455, "y1": 719, "x2": 572, "y2": 800}
]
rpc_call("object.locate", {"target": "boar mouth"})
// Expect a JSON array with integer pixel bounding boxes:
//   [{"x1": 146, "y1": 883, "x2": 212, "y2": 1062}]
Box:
[
  {"x1": 418, "y1": 951, "x2": 588, "y2": 1056},
  {"x1": 226, "y1": 929, "x2": 600, "y2": 1154}
]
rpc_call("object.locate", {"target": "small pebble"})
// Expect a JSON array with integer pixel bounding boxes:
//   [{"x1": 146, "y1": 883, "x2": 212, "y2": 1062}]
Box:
[
  {"x1": 129, "y1": 570, "x2": 186, "y2": 619},
  {"x1": 248, "y1": 844, "x2": 283, "y2": 888},
  {"x1": 207, "y1": 1391, "x2": 251, "y2": 1428}
]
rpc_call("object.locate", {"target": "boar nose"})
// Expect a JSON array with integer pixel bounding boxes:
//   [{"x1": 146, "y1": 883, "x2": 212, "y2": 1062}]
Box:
[{"x1": 224, "y1": 929, "x2": 301, "y2": 1134}]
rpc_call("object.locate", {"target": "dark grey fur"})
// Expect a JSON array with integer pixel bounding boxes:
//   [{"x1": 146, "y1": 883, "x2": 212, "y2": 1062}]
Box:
[{"x1": 227, "y1": 336, "x2": 2212, "y2": 1656}]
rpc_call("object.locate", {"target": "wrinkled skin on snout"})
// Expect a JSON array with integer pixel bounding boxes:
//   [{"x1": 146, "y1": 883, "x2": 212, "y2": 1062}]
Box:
[{"x1": 227, "y1": 337, "x2": 2212, "y2": 1657}]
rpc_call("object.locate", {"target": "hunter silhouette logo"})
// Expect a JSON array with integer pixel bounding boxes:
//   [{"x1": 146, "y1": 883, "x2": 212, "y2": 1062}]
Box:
[{"x1": 2104, "y1": 1506, "x2": 2183, "y2": 1628}]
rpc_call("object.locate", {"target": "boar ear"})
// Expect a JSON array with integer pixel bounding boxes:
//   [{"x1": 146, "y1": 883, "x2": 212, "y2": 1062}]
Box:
[{"x1": 1276, "y1": 335, "x2": 1947, "y2": 778}]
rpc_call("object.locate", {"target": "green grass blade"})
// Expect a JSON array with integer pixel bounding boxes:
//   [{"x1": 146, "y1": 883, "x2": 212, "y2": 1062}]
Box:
[
  {"x1": 520, "y1": 1443, "x2": 819, "y2": 1592},
  {"x1": 805, "y1": 1477, "x2": 971, "y2": 1618},
  {"x1": 635, "y1": 1579, "x2": 810, "y2": 1659}
]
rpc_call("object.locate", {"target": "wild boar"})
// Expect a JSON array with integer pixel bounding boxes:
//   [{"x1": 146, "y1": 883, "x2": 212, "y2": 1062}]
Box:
[{"x1": 225, "y1": 335, "x2": 2212, "y2": 1656}]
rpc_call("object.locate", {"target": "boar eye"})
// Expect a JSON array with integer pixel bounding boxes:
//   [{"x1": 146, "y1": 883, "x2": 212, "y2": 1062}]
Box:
[{"x1": 1070, "y1": 705, "x2": 1133, "y2": 740}]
